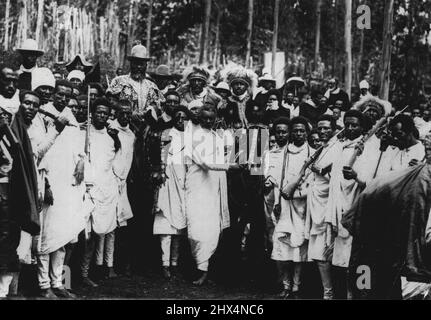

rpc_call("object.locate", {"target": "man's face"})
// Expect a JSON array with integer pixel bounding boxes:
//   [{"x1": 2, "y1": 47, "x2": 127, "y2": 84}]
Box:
[
  {"x1": 35, "y1": 85, "x2": 54, "y2": 105},
  {"x1": 68, "y1": 98, "x2": 78, "y2": 110},
  {"x1": 291, "y1": 123, "x2": 307, "y2": 146},
  {"x1": 89, "y1": 88, "x2": 99, "y2": 101},
  {"x1": 117, "y1": 105, "x2": 132, "y2": 127},
  {"x1": 389, "y1": 122, "x2": 409, "y2": 149},
  {"x1": 174, "y1": 110, "x2": 188, "y2": 132},
  {"x1": 75, "y1": 99, "x2": 88, "y2": 123},
  {"x1": 293, "y1": 96, "x2": 300, "y2": 107},
  {"x1": 21, "y1": 52, "x2": 38, "y2": 69},
  {"x1": 92, "y1": 105, "x2": 110, "y2": 129},
  {"x1": 116, "y1": 68, "x2": 123, "y2": 76},
  {"x1": 164, "y1": 94, "x2": 180, "y2": 115},
  {"x1": 70, "y1": 78, "x2": 82, "y2": 86},
  {"x1": 269, "y1": 135, "x2": 277, "y2": 150},
  {"x1": 231, "y1": 81, "x2": 248, "y2": 96},
  {"x1": 216, "y1": 90, "x2": 229, "y2": 100},
  {"x1": 360, "y1": 88, "x2": 369, "y2": 96},
  {"x1": 423, "y1": 109, "x2": 430, "y2": 121},
  {"x1": 365, "y1": 106, "x2": 381, "y2": 125},
  {"x1": 317, "y1": 120, "x2": 334, "y2": 143},
  {"x1": 332, "y1": 107, "x2": 341, "y2": 120},
  {"x1": 334, "y1": 100, "x2": 343, "y2": 110},
  {"x1": 328, "y1": 79, "x2": 337, "y2": 90},
  {"x1": 20, "y1": 93, "x2": 40, "y2": 124},
  {"x1": 190, "y1": 78, "x2": 206, "y2": 95},
  {"x1": 0, "y1": 68, "x2": 17, "y2": 99},
  {"x1": 130, "y1": 59, "x2": 147, "y2": 81},
  {"x1": 286, "y1": 93, "x2": 294, "y2": 104},
  {"x1": 319, "y1": 96, "x2": 328, "y2": 108},
  {"x1": 309, "y1": 133, "x2": 321, "y2": 149},
  {"x1": 261, "y1": 80, "x2": 274, "y2": 91},
  {"x1": 412, "y1": 108, "x2": 422, "y2": 119},
  {"x1": 199, "y1": 109, "x2": 216, "y2": 130},
  {"x1": 53, "y1": 85, "x2": 72, "y2": 111},
  {"x1": 344, "y1": 116, "x2": 362, "y2": 140},
  {"x1": 189, "y1": 107, "x2": 200, "y2": 124},
  {"x1": 275, "y1": 124, "x2": 289, "y2": 147}
]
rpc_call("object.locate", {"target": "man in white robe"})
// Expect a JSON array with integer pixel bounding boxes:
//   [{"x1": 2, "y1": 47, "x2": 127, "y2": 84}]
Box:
[
  {"x1": 271, "y1": 116, "x2": 313, "y2": 298},
  {"x1": 262, "y1": 117, "x2": 290, "y2": 254},
  {"x1": 305, "y1": 115, "x2": 338, "y2": 300},
  {"x1": 36, "y1": 81, "x2": 85, "y2": 298},
  {"x1": 81, "y1": 98, "x2": 120, "y2": 281},
  {"x1": 373, "y1": 114, "x2": 425, "y2": 177},
  {"x1": 185, "y1": 105, "x2": 240, "y2": 285},
  {"x1": 153, "y1": 107, "x2": 189, "y2": 279},
  {"x1": 325, "y1": 110, "x2": 371, "y2": 299},
  {"x1": 109, "y1": 101, "x2": 135, "y2": 276}
]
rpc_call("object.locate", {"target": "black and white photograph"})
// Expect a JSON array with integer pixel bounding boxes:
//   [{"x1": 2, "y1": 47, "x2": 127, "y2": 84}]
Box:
[{"x1": 0, "y1": 0, "x2": 431, "y2": 306}]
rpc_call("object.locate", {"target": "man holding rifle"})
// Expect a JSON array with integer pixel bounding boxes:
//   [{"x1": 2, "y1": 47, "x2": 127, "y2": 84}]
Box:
[
  {"x1": 306, "y1": 114, "x2": 338, "y2": 300},
  {"x1": 271, "y1": 116, "x2": 312, "y2": 299}
]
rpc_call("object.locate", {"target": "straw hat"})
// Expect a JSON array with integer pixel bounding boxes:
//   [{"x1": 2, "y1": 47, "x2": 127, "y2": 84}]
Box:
[
  {"x1": 17, "y1": 39, "x2": 44, "y2": 56},
  {"x1": 127, "y1": 45, "x2": 151, "y2": 61}
]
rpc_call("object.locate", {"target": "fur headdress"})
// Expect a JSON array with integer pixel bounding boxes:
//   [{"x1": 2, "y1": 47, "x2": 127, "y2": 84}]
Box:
[
  {"x1": 352, "y1": 95, "x2": 393, "y2": 117},
  {"x1": 182, "y1": 65, "x2": 210, "y2": 83},
  {"x1": 222, "y1": 65, "x2": 258, "y2": 90}
]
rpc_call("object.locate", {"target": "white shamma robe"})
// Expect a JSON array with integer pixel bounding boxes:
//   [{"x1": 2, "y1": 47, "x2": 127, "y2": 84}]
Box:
[
  {"x1": 305, "y1": 142, "x2": 339, "y2": 262},
  {"x1": 272, "y1": 143, "x2": 312, "y2": 262},
  {"x1": 85, "y1": 125, "x2": 119, "y2": 235},
  {"x1": 153, "y1": 127, "x2": 187, "y2": 235},
  {"x1": 110, "y1": 120, "x2": 135, "y2": 226},
  {"x1": 184, "y1": 125, "x2": 230, "y2": 272},
  {"x1": 325, "y1": 136, "x2": 370, "y2": 268},
  {"x1": 38, "y1": 111, "x2": 86, "y2": 255}
]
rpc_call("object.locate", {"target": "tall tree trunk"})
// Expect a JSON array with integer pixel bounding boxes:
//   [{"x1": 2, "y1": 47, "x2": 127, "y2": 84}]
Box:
[
  {"x1": 35, "y1": 0, "x2": 44, "y2": 47},
  {"x1": 4, "y1": 0, "x2": 10, "y2": 50},
  {"x1": 357, "y1": 26, "x2": 364, "y2": 84},
  {"x1": 379, "y1": 0, "x2": 394, "y2": 100},
  {"x1": 344, "y1": 0, "x2": 352, "y2": 98},
  {"x1": 272, "y1": 0, "x2": 280, "y2": 77},
  {"x1": 214, "y1": 7, "x2": 222, "y2": 69},
  {"x1": 314, "y1": 0, "x2": 322, "y2": 71},
  {"x1": 333, "y1": 0, "x2": 338, "y2": 76},
  {"x1": 199, "y1": 0, "x2": 212, "y2": 65},
  {"x1": 127, "y1": 0, "x2": 134, "y2": 48},
  {"x1": 245, "y1": 0, "x2": 254, "y2": 68},
  {"x1": 146, "y1": 0, "x2": 153, "y2": 56}
]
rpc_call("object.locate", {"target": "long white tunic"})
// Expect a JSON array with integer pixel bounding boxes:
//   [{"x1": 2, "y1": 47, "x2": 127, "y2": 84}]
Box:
[
  {"x1": 305, "y1": 142, "x2": 339, "y2": 261},
  {"x1": 38, "y1": 112, "x2": 86, "y2": 255},
  {"x1": 325, "y1": 136, "x2": 370, "y2": 268},
  {"x1": 85, "y1": 125, "x2": 119, "y2": 235},
  {"x1": 272, "y1": 143, "x2": 312, "y2": 262},
  {"x1": 110, "y1": 120, "x2": 135, "y2": 227},
  {"x1": 154, "y1": 127, "x2": 187, "y2": 235},
  {"x1": 184, "y1": 126, "x2": 230, "y2": 270}
]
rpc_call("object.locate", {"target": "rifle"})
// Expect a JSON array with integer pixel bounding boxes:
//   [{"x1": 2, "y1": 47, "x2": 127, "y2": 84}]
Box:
[
  {"x1": 84, "y1": 85, "x2": 92, "y2": 162},
  {"x1": 38, "y1": 109, "x2": 77, "y2": 127},
  {"x1": 347, "y1": 105, "x2": 409, "y2": 168},
  {"x1": 282, "y1": 128, "x2": 345, "y2": 199}
]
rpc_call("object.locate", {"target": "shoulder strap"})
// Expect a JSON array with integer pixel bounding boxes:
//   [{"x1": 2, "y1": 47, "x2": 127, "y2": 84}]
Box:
[{"x1": 278, "y1": 146, "x2": 289, "y2": 204}]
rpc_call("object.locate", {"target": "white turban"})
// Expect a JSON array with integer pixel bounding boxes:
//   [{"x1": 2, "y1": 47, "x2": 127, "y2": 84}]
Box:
[
  {"x1": 67, "y1": 70, "x2": 85, "y2": 82},
  {"x1": 31, "y1": 67, "x2": 55, "y2": 91}
]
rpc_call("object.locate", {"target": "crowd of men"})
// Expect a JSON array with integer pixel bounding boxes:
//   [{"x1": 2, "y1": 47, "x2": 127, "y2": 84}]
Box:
[{"x1": 0, "y1": 38, "x2": 430, "y2": 300}]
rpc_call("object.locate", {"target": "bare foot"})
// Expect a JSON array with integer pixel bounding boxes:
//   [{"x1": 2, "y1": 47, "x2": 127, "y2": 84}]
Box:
[
  {"x1": 192, "y1": 271, "x2": 208, "y2": 286},
  {"x1": 278, "y1": 289, "x2": 291, "y2": 299},
  {"x1": 162, "y1": 267, "x2": 171, "y2": 280}
]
